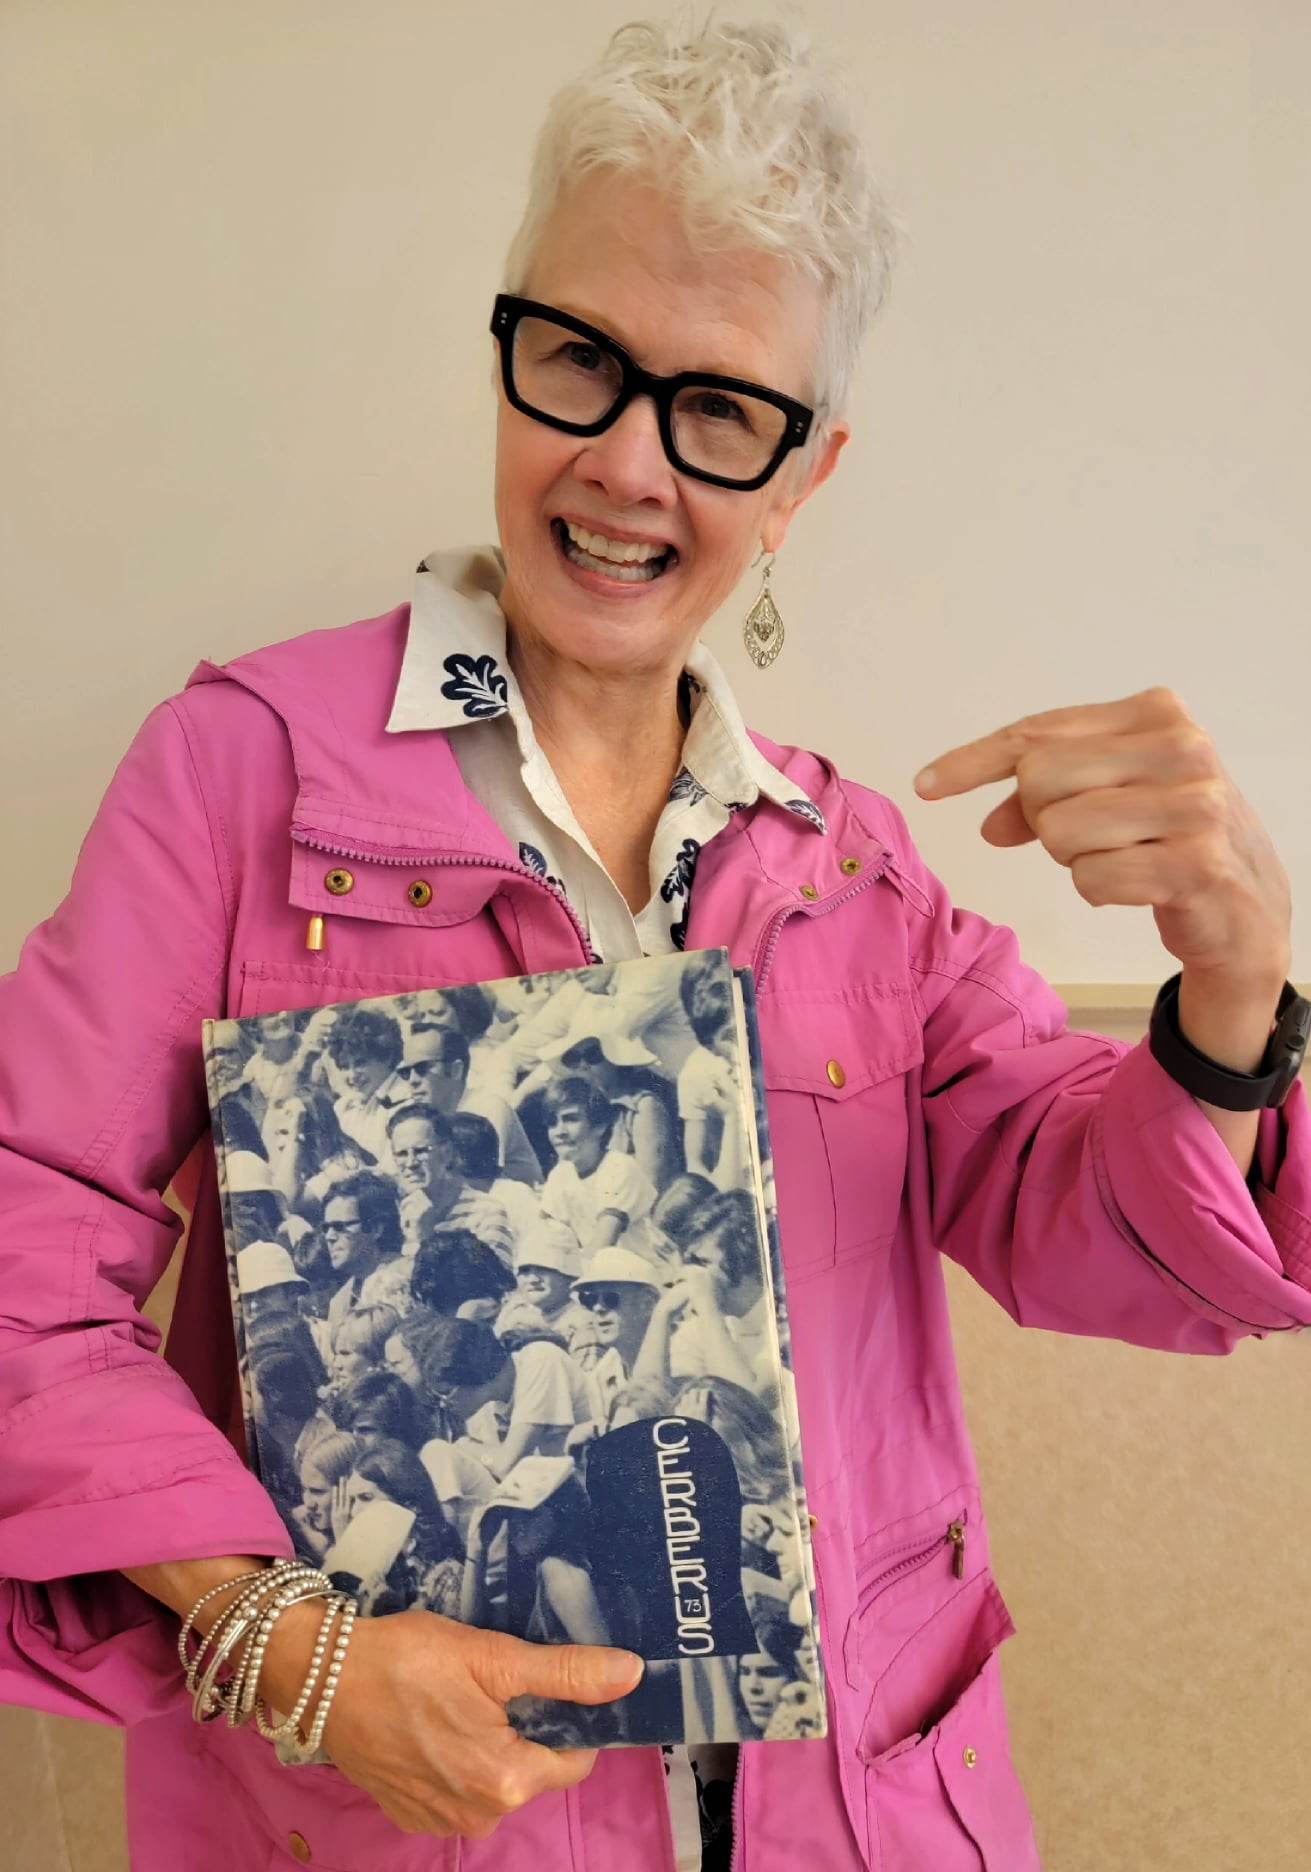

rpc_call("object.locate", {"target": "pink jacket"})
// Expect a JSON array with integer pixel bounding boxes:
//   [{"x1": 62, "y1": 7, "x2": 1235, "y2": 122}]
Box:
[{"x1": 2, "y1": 603, "x2": 1309, "y2": 1872}]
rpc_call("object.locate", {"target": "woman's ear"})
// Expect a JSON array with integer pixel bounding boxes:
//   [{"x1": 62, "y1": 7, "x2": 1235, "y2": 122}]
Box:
[{"x1": 761, "y1": 420, "x2": 852, "y2": 555}]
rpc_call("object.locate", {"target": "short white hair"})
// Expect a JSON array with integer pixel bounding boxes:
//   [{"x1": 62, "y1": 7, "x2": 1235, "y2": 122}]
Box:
[{"x1": 499, "y1": 7, "x2": 901, "y2": 485}]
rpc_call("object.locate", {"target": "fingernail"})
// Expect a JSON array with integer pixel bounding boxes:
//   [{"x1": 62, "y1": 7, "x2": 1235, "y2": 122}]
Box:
[
  {"x1": 914, "y1": 766, "x2": 937, "y2": 794},
  {"x1": 605, "y1": 1651, "x2": 644, "y2": 1688}
]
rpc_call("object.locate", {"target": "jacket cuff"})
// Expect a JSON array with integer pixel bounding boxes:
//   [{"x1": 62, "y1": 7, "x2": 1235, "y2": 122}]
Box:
[
  {"x1": 0, "y1": 1460, "x2": 293, "y2": 1727},
  {"x1": 1091, "y1": 1036, "x2": 1311, "y2": 1333}
]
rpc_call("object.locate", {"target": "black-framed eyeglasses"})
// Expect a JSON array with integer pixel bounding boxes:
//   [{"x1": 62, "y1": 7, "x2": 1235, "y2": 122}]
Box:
[{"x1": 490, "y1": 294, "x2": 815, "y2": 492}]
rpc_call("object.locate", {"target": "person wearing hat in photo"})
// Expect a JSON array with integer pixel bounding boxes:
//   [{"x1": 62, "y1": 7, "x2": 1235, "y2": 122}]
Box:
[
  {"x1": 224, "y1": 1147, "x2": 290, "y2": 1247},
  {"x1": 388, "y1": 1024, "x2": 543, "y2": 1187},
  {"x1": 566, "y1": 1243, "x2": 663, "y2": 1426},
  {"x1": 503, "y1": 1218, "x2": 593, "y2": 1354},
  {"x1": 234, "y1": 1242, "x2": 327, "y2": 1453},
  {"x1": 235, "y1": 1239, "x2": 310, "y2": 1337},
  {"x1": 538, "y1": 1075, "x2": 657, "y2": 1258}
]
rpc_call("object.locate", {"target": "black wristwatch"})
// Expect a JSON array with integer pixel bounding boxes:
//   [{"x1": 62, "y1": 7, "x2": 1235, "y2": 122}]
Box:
[{"x1": 1148, "y1": 971, "x2": 1310, "y2": 1110}]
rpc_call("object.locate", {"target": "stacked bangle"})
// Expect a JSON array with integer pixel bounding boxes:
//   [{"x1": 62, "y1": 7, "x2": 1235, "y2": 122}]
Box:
[
  {"x1": 254, "y1": 1590, "x2": 346, "y2": 1744},
  {"x1": 179, "y1": 1559, "x2": 359, "y2": 1758},
  {"x1": 277, "y1": 1595, "x2": 358, "y2": 1766}
]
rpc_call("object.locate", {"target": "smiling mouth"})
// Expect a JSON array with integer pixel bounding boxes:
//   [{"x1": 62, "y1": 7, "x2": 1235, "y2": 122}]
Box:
[{"x1": 551, "y1": 518, "x2": 678, "y2": 584}]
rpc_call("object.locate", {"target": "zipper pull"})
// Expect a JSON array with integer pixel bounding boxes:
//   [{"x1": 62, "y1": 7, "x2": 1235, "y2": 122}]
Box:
[
  {"x1": 306, "y1": 915, "x2": 326, "y2": 952},
  {"x1": 948, "y1": 1519, "x2": 966, "y2": 1578}
]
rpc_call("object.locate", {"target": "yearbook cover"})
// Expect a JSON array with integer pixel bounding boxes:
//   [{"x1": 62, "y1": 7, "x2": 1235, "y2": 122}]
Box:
[{"x1": 202, "y1": 947, "x2": 825, "y2": 1748}]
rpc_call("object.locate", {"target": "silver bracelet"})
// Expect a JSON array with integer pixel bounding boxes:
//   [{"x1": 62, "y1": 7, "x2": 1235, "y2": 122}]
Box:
[
  {"x1": 256, "y1": 1591, "x2": 348, "y2": 1744},
  {"x1": 177, "y1": 1563, "x2": 285, "y2": 1675},
  {"x1": 279, "y1": 1595, "x2": 358, "y2": 1765},
  {"x1": 254, "y1": 1587, "x2": 348, "y2": 1744},
  {"x1": 230, "y1": 1576, "x2": 336, "y2": 1728},
  {"x1": 190, "y1": 1565, "x2": 327, "y2": 1723}
]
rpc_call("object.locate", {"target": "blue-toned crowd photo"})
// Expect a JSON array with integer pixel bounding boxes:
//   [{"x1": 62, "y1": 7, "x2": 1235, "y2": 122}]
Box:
[{"x1": 205, "y1": 949, "x2": 824, "y2": 1747}]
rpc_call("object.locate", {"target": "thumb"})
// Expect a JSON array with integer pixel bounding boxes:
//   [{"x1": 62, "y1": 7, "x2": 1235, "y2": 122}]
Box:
[{"x1": 482, "y1": 1636, "x2": 645, "y2": 1706}]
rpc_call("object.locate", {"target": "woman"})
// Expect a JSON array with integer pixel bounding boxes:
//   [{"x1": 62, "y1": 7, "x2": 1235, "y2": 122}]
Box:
[
  {"x1": 2, "y1": 17, "x2": 1302, "y2": 1872},
  {"x1": 291, "y1": 1428, "x2": 362, "y2": 1566},
  {"x1": 327, "y1": 1302, "x2": 405, "y2": 1391},
  {"x1": 336, "y1": 1438, "x2": 466, "y2": 1618}
]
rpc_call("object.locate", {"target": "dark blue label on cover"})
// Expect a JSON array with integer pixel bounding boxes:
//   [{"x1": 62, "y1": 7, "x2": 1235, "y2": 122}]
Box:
[{"x1": 584, "y1": 1415, "x2": 758, "y2": 1660}]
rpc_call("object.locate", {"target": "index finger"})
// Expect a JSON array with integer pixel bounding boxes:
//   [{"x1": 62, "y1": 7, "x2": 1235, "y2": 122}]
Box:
[{"x1": 913, "y1": 691, "x2": 1163, "y2": 798}]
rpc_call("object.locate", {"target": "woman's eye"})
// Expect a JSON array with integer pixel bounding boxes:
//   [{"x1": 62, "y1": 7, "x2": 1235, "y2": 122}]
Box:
[
  {"x1": 563, "y1": 342, "x2": 603, "y2": 372},
  {"x1": 691, "y1": 391, "x2": 749, "y2": 427}
]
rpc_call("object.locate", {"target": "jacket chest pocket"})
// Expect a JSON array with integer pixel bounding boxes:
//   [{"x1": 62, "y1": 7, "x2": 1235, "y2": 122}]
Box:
[
  {"x1": 233, "y1": 840, "x2": 528, "y2": 1018},
  {"x1": 756, "y1": 990, "x2": 922, "y2": 1281}
]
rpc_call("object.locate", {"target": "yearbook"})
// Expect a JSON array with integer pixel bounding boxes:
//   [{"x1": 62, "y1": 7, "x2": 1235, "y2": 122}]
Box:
[{"x1": 202, "y1": 947, "x2": 825, "y2": 1748}]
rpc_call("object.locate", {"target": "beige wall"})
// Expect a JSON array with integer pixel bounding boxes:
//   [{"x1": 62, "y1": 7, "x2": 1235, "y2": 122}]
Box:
[{"x1": 2, "y1": 3, "x2": 1308, "y2": 1867}]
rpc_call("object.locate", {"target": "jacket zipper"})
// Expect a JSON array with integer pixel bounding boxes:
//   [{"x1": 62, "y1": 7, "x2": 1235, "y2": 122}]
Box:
[
  {"x1": 291, "y1": 830, "x2": 600, "y2": 965},
  {"x1": 855, "y1": 1513, "x2": 970, "y2": 1621},
  {"x1": 721, "y1": 1511, "x2": 961, "y2": 1872},
  {"x1": 729, "y1": 1746, "x2": 743, "y2": 1872},
  {"x1": 721, "y1": 1516, "x2": 965, "y2": 1871},
  {"x1": 752, "y1": 855, "x2": 893, "y2": 990}
]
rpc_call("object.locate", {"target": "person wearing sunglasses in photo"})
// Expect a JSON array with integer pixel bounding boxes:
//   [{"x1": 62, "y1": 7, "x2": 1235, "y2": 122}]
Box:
[
  {"x1": 389, "y1": 1024, "x2": 543, "y2": 1187},
  {"x1": 5, "y1": 15, "x2": 1307, "y2": 1872}
]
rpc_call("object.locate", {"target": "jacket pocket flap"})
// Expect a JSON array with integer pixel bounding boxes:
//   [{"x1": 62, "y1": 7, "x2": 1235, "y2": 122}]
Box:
[
  {"x1": 756, "y1": 989, "x2": 922, "y2": 1100},
  {"x1": 859, "y1": 1566, "x2": 1016, "y2": 1763},
  {"x1": 289, "y1": 835, "x2": 503, "y2": 929}
]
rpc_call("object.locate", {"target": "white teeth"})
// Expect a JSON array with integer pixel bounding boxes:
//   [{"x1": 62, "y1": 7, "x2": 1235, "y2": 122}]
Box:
[{"x1": 563, "y1": 520, "x2": 668, "y2": 565}]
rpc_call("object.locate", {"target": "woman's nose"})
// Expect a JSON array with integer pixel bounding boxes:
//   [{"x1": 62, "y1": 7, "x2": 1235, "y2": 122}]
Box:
[{"x1": 576, "y1": 393, "x2": 679, "y2": 505}]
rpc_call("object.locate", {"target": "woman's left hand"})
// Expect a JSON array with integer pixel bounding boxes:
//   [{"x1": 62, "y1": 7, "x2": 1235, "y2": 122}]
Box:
[
  {"x1": 330, "y1": 1475, "x2": 353, "y2": 1542},
  {"x1": 914, "y1": 687, "x2": 1292, "y2": 984}
]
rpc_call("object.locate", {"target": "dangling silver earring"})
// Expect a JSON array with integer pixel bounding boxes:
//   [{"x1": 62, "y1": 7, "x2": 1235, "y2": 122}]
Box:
[{"x1": 743, "y1": 548, "x2": 784, "y2": 668}]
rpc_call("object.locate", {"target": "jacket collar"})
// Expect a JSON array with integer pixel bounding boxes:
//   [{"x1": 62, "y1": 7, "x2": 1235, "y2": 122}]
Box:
[
  {"x1": 185, "y1": 550, "x2": 907, "y2": 970},
  {"x1": 385, "y1": 544, "x2": 828, "y2": 831}
]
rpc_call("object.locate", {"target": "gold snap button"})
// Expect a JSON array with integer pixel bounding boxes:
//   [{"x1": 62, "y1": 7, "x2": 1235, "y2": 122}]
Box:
[
  {"x1": 962, "y1": 1746, "x2": 978, "y2": 1769},
  {"x1": 287, "y1": 1834, "x2": 312, "y2": 1864},
  {"x1": 799, "y1": 884, "x2": 819, "y2": 901},
  {"x1": 323, "y1": 868, "x2": 354, "y2": 895},
  {"x1": 826, "y1": 1059, "x2": 846, "y2": 1089},
  {"x1": 840, "y1": 856, "x2": 862, "y2": 876},
  {"x1": 406, "y1": 880, "x2": 433, "y2": 908},
  {"x1": 807, "y1": 1513, "x2": 819, "y2": 1532}
]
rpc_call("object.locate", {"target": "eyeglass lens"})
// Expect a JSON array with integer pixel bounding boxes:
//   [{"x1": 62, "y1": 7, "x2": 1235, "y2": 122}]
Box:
[
  {"x1": 510, "y1": 316, "x2": 788, "y2": 483},
  {"x1": 580, "y1": 1288, "x2": 623, "y2": 1311}
]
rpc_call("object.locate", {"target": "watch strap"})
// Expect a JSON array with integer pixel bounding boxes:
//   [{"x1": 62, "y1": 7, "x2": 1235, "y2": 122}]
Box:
[{"x1": 1148, "y1": 973, "x2": 1309, "y2": 1111}]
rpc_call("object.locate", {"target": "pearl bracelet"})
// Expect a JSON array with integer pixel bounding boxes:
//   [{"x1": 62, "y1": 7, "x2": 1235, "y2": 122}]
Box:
[
  {"x1": 278, "y1": 1595, "x2": 358, "y2": 1766},
  {"x1": 255, "y1": 1591, "x2": 348, "y2": 1744},
  {"x1": 179, "y1": 1560, "x2": 359, "y2": 1758},
  {"x1": 230, "y1": 1576, "x2": 338, "y2": 1728},
  {"x1": 189, "y1": 1564, "x2": 328, "y2": 1724},
  {"x1": 176, "y1": 1563, "x2": 285, "y2": 1676}
]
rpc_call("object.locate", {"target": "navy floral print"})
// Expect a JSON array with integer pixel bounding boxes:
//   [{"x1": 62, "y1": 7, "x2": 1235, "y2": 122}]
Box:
[
  {"x1": 659, "y1": 838, "x2": 701, "y2": 905},
  {"x1": 668, "y1": 767, "x2": 708, "y2": 806},
  {"x1": 440, "y1": 652, "x2": 509, "y2": 719},
  {"x1": 785, "y1": 797, "x2": 827, "y2": 835},
  {"x1": 518, "y1": 841, "x2": 565, "y2": 895}
]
